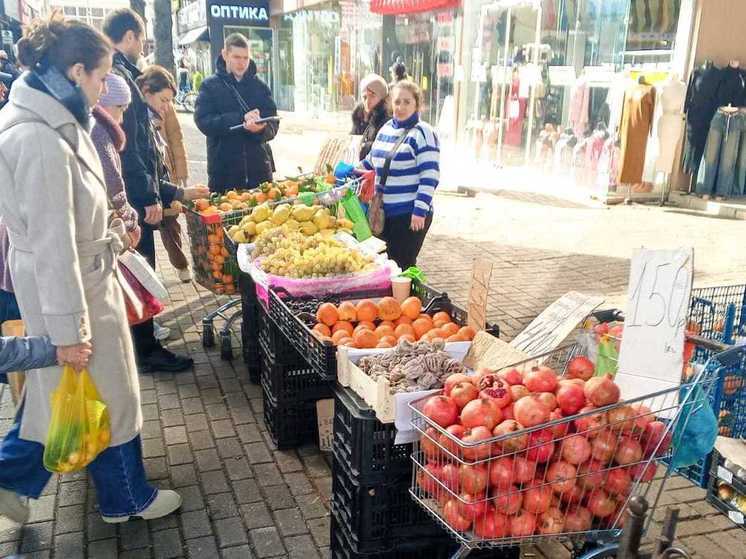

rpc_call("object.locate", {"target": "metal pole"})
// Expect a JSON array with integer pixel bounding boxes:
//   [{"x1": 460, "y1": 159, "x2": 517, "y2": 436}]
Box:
[
  {"x1": 495, "y1": 6, "x2": 511, "y2": 166},
  {"x1": 523, "y1": 2, "x2": 542, "y2": 165}
]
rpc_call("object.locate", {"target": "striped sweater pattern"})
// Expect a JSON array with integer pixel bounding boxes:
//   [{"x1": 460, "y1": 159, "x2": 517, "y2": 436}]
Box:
[{"x1": 362, "y1": 113, "x2": 440, "y2": 218}]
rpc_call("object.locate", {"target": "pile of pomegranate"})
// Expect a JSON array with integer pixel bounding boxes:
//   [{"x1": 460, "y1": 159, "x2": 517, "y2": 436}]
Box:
[{"x1": 414, "y1": 355, "x2": 672, "y2": 540}]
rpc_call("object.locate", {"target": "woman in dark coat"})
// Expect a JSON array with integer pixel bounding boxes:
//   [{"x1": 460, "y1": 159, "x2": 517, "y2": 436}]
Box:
[{"x1": 351, "y1": 74, "x2": 391, "y2": 160}]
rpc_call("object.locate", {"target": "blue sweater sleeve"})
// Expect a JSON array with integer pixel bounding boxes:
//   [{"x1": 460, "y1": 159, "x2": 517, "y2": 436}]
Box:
[
  {"x1": 0, "y1": 336, "x2": 58, "y2": 374},
  {"x1": 413, "y1": 125, "x2": 440, "y2": 217}
]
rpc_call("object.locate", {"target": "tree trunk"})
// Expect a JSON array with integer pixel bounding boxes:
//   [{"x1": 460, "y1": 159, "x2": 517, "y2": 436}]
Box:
[
  {"x1": 130, "y1": 0, "x2": 146, "y2": 22},
  {"x1": 153, "y1": 0, "x2": 175, "y2": 77}
]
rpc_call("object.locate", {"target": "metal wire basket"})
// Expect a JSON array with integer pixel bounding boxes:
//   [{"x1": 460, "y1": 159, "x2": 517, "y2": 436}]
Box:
[{"x1": 407, "y1": 344, "x2": 724, "y2": 554}]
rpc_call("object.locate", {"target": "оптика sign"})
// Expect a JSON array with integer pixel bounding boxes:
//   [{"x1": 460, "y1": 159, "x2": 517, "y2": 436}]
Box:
[{"x1": 207, "y1": 0, "x2": 270, "y2": 26}]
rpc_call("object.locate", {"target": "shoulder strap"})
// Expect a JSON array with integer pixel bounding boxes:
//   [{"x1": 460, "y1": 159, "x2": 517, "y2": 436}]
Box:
[
  {"x1": 221, "y1": 75, "x2": 251, "y2": 113},
  {"x1": 380, "y1": 127, "x2": 414, "y2": 188}
]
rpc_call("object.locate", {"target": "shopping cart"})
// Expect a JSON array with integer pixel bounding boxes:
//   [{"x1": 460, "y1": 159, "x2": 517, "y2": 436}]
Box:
[{"x1": 408, "y1": 340, "x2": 731, "y2": 559}]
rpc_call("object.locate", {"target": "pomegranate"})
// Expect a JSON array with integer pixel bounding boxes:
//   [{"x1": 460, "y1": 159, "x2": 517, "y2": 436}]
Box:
[
  {"x1": 451, "y1": 382, "x2": 480, "y2": 410},
  {"x1": 421, "y1": 427, "x2": 443, "y2": 461},
  {"x1": 558, "y1": 484, "x2": 585, "y2": 505},
  {"x1": 630, "y1": 404, "x2": 655, "y2": 431},
  {"x1": 614, "y1": 437, "x2": 643, "y2": 466},
  {"x1": 560, "y1": 435, "x2": 592, "y2": 465},
  {"x1": 574, "y1": 406, "x2": 608, "y2": 436},
  {"x1": 524, "y1": 365, "x2": 559, "y2": 393},
  {"x1": 642, "y1": 421, "x2": 672, "y2": 458},
  {"x1": 423, "y1": 395, "x2": 459, "y2": 427},
  {"x1": 567, "y1": 355, "x2": 595, "y2": 381},
  {"x1": 478, "y1": 373, "x2": 512, "y2": 408},
  {"x1": 440, "y1": 463, "x2": 461, "y2": 492},
  {"x1": 548, "y1": 409, "x2": 571, "y2": 439},
  {"x1": 538, "y1": 507, "x2": 565, "y2": 535},
  {"x1": 492, "y1": 487, "x2": 523, "y2": 515},
  {"x1": 535, "y1": 392, "x2": 558, "y2": 411},
  {"x1": 547, "y1": 460, "x2": 577, "y2": 494},
  {"x1": 443, "y1": 499, "x2": 472, "y2": 532},
  {"x1": 493, "y1": 420, "x2": 528, "y2": 453},
  {"x1": 474, "y1": 510, "x2": 510, "y2": 538},
  {"x1": 439, "y1": 424, "x2": 466, "y2": 457},
  {"x1": 510, "y1": 511, "x2": 537, "y2": 537},
  {"x1": 577, "y1": 460, "x2": 608, "y2": 490},
  {"x1": 587, "y1": 489, "x2": 616, "y2": 518},
  {"x1": 584, "y1": 375, "x2": 620, "y2": 407},
  {"x1": 457, "y1": 492, "x2": 489, "y2": 519},
  {"x1": 416, "y1": 463, "x2": 442, "y2": 495},
  {"x1": 594, "y1": 322, "x2": 610, "y2": 339},
  {"x1": 607, "y1": 405, "x2": 637, "y2": 432},
  {"x1": 498, "y1": 368, "x2": 523, "y2": 385},
  {"x1": 526, "y1": 429, "x2": 556, "y2": 463},
  {"x1": 444, "y1": 373, "x2": 473, "y2": 396},
  {"x1": 631, "y1": 462, "x2": 656, "y2": 482},
  {"x1": 509, "y1": 384, "x2": 530, "y2": 402},
  {"x1": 514, "y1": 397, "x2": 550, "y2": 428},
  {"x1": 513, "y1": 457, "x2": 538, "y2": 484},
  {"x1": 556, "y1": 382, "x2": 586, "y2": 415},
  {"x1": 460, "y1": 464, "x2": 489, "y2": 494},
  {"x1": 489, "y1": 457, "x2": 516, "y2": 489},
  {"x1": 591, "y1": 430, "x2": 618, "y2": 463},
  {"x1": 461, "y1": 398, "x2": 503, "y2": 430},
  {"x1": 522, "y1": 483, "x2": 553, "y2": 514},
  {"x1": 606, "y1": 468, "x2": 632, "y2": 496},
  {"x1": 558, "y1": 378, "x2": 586, "y2": 389},
  {"x1": 565, "y1": 507, "x2": 593, "y2": 532},
  {"x1": 462, "y1": 426, "x2": 495, "y2": 461},
  {"x1": 502, "y1": 404, "x2": 515, "y2": 420}
]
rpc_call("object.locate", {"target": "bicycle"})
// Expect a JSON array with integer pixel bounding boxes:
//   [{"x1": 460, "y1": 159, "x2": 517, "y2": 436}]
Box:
[{"x1": 174, "y1": 89, "x2": 197, "y2": 113}]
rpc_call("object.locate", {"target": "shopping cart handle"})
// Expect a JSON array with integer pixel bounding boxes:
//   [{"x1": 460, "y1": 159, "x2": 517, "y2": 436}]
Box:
[{"x1": 592, "y1": 309, "x2": 625, "y2": 323}]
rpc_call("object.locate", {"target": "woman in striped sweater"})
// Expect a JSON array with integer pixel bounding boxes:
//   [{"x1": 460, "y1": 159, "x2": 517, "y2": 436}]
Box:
[{"x1": 361, "y1": 80, "x2": 440, "y2": 270}]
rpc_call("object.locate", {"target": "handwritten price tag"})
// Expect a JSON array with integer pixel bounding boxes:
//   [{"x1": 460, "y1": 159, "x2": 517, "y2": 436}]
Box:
[{"x1": 616, "y1": 248, "x2": 694, "y2": 404}]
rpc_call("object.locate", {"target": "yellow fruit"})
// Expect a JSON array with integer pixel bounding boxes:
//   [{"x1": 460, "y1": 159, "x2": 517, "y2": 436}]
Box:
[
  {"x1": 292, "y1": 205, "x2": 315, "y2": 222},
  {"x1": 299, "y1": 222, "x2": 318, "y2": 236},
  {"x1": 242, "y1": 221, "x2": 257, "y2": 236},
  {"x1": 228, "y1": 225, "x2": 240, "y2": 237},
  {"x1": 233, "y1": 230, "x2": 248, "y2": 243},
  {"x1": 271, "y1": 204, "x2": 291, "y2": 225},
  {"x1": 284, "y1": 219, "x2": 300, "y2": 231},
  {"x1": 337, "y1": 218, "x2": 354, "y2": 229},
  {"x1": 251, "y1": 203, "x2": 271, "y2": 223},
  {"x1": 313, "y1": 209, "x2": 331, "y2": 230},
  {"x1": 255, "y1": 221, "x2": 273, "y2": 236}
]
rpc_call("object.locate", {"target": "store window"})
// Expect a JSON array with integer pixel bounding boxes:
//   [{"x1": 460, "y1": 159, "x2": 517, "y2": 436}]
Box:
[{"x1": 223, "y1": 25, "x2": 273, "y2": 86}]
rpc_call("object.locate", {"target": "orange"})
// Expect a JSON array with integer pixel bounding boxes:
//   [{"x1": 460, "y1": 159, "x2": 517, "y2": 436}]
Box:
[
  {"x1": 377, "y1": 297, "x2": 402, "y2": 321},
  {"x1": 395, "y1": 324, "x2": 416, "y2": 339},
  {"x1": 433, "y1": 311, "x2": 452, "y2": 324},
  {"x1": 458, "y1": 326, "x2": 477, "y2": 341},
  {"x1": 332, "y1": 321, "x2": 354, "y2": 336},
  {"x1": 394, "y1": 316, "x2": 412, "y2": 327},
  {"x1": 440, "y1": 322, "x2": 460, "y2": 337},
  {"x1": 254, "y1": 192, "x2": 268, "y2": 203},
  {"x1": 379, "y1": 335, "x2": 397, "y2": 347},
  {"x1": 354, "y1": 322, "x2": 376, "y2": 336},
  {"x1": 375, "y1": 324, "x2": 395, "y2": 339},
  {"x1": 400, "y1": 296, "x2": 423, "y2": 320},
  {"x1": 338, "y1": 301, "x2": 357, "y2": 322},
  {"x1": 356, "y1": 299, "x2": 378, "y2": 322},
  {"x1": 412, "y1": 318, "x2": 433, "y2": 340},
  {"x1": 331, "y1": 330, "x2": 349, "y2": 345},
  {"x1": 338, "y1": 337, "x2": 355, "y2": 347},
  {"x1": 353, "y1": 329, "x2": 378, "y2": 349},
  {"x1": 399, "y1": 334, "x2": 416, "y2": 343},
  {"x1": 316, "y1": 303, "x2": 339, "y2": 327},
  {"x1": 313, "y1": 323, "x2": 332, "y2": 338}
]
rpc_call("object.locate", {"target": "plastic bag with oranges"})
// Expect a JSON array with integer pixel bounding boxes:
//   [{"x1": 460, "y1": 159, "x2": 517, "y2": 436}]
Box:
[{"x1": 43, "y1": 366, "x2": 111, "y2": 473}]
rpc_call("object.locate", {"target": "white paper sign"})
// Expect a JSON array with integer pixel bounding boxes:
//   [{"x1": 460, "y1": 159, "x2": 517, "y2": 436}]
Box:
[
  {"x1": 510, "y1": 292, "x2": 605, "y2": 357},
  {"x1": 615, "y1": 248, "x2": 694, "y2": 404}
]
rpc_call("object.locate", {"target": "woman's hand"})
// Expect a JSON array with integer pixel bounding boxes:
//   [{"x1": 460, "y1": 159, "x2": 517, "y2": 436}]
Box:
[
  {"x1": 57, "y1": 341, "x2": 93, "y2": 371},
  {"x1": 183, "y1": 185, "x2": 210, "y2": 201},
  {"x1": 410, "y1": 215, "x2": 426, "y2": 231}
]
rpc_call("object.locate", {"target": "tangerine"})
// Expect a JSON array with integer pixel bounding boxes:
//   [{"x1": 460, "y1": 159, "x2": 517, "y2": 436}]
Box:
[
  {"x1": 338, "y1": 301, "x2": 357, "y2": 322},
  {"x1": 458, "y1": 326, "x2": 477, "y2": 341},
  {"x1": 440, "y1": 322, "x2": 460, "y2": 337},
  {"x1": 356, "y1": 299, "x2": 378, "y2": 322},
  {"x1": 433, "y1": 311, "x2": 452, "y2": 324},
  {"x1": 401, "y1": 296, "x2": 423, "y2": 320},
  {"x1": 354, "y1": 321, "x2": 376, "y2": 336},
  {"x1": 331, "y1": 330, "x2": 349, "y2": 345},
  {"x1": 394, "y1": 315, "x2": 413, "y2": 327},
  {"x1": 374, "y1": 324, "x2": 395, "y2": 339},
  {"x1": 377, "y1": 297, "x2": 402, "y2": 321},
  {"x1": 353, "y1": 329, "x2": 378, "y2": 349},
  {"x1": 332, "y1": 321, "x2": 354, "y2": 336},
  {"x1": 316, "y1": 303, "x2": 339, "y2": 327},
  {"x1": 412, "y1": 318, "x2": 434, "y2": 339},
  {"x1": 312, "y1": 323, "x2": 332, "y2": 337},
  {"x1": 394, "y1": 324, "x2": 416, "y2": 339}
]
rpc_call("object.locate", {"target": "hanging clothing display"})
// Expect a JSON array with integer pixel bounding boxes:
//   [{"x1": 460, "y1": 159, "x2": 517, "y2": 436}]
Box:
[
  {"x1": 695, "y1": 109, "x2": 746, "y2": 198},
  {"x1": 716, "y1": 65, "x2": 746, "y2": 108},
  {"x1": 655, "y1": 77, "x2": 687, "y2": 174},
  {"x1": 505, "y1": 74, "x2": 526, "y2": 147},
  {"x1": 569, "y1": 78, "x2": 590, "y2": 137},
  {"x1": 618, "y1": 83, "x2": 656, "y2": 184},
  {"x1": 605, "y1": 75, "x2": 630, "y2": 134},
  {"x1": 683, "y1": 63, "x2": 723, "y2": 175}
]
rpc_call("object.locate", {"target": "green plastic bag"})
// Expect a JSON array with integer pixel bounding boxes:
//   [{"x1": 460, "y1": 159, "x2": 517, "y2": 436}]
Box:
[
  {"x1": 340, "y1": 190, "x2": 372, "y2": 241},
  {"x1": 43, "y1": 366, "x2": 111, "y2": 473},
  {"x1": 596, "y1": 336, "x2": 619, "y2": 377}
]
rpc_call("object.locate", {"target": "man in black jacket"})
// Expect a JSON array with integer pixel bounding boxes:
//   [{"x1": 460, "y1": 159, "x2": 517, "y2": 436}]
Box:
[
  {"x1": 194, "y1": 33, "x2": 278, "y2": 193},
  {"x1": 103, "y1": 8, "x2": 193, "y2": 374}
]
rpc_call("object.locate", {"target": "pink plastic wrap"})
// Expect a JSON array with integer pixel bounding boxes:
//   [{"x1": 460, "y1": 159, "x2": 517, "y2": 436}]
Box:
[{"x1": 250, "y1": 258, "x2": 394, "y2": 306}]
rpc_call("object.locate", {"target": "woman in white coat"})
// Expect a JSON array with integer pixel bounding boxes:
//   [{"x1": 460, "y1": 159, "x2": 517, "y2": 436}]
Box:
[{"x1": 0, "y1": 15, "x2": 181, "y2": 525}]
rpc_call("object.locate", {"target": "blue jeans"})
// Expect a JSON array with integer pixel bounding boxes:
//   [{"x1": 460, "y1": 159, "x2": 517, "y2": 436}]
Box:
[
  {"x1": 696, "y1": 111, "x2": 745, "y2": 197},
  {"x1": 0, "y1": 289, "x2": 21, "y2": 385},
  {"x1": 0, "y1": 405, "x2": 157, "y2": 517}
]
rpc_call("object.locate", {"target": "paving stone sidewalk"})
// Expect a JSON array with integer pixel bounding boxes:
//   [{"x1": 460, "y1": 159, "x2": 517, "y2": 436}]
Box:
[{"x1": 0, "y1": 223, "x2": 745, "y2": 558}]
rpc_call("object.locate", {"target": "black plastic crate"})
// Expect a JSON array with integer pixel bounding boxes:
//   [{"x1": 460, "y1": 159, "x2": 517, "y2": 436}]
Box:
[
  {"x1": 262, "y1": 387, "x2": 319, "y2": 450},
  {"x1": 268, "y1": 283, "x2": 500, "y2": 382},
  {"x1": 331, "y1": 455, "x2": 441, "y2": 553},
  {"x1": 332, "y1": 387, "x2": 412, "y2": 484},
  {"x1": 260, "y1": 345, "x2": 334, "y2": 404},
  {"x1": 257, "y1": 307, "x2": 307, "y2": 367},
  {"x1": 705, "y1": 449, "x2": 746, "y2": 530}
]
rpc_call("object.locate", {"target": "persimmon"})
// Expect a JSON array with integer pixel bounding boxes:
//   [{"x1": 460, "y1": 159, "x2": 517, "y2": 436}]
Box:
[
  {"x1": 379, "y1": 335, "x2": 397, "y2": 347},
  {"x1": 354, "y1": 322, "x2": 376, "y2": 335},
  {"x1": 356, "y1": 300, "x2": 378, "y2": 322},
  {"x1": 395, "y1": 324, "x2": 416, "y2": 339},
  {"x1": 440, "y1": 322, "x2": 460, "y2": 337},
  {"x1": 412, "y1": 318, "x2": 434, "y2": 339},
  {"x1": 332, "y1": 321, "x2": 354, "y2": 336},
  {"x1": 331, "y1": 330, "x2": 349, "y2": 345},
  {"x1": 376, "y1": 339, "x2": 395, "y2": 348},
  {"x1": 401, "y1": 296, "x2": 423, "y2": 320},
  {"x1": 394, "y1": 315, "x2": 413, "y2": 327},
  {"x1": 433, "y1": 311, "x2": 452, "y2": 323},
  {"x1": 313, "y1": 323, "x2": 332, "y2": 337},
  {"x1": 399, "y1": 334, "x2": 416, "y2": 343},
  {"x1": 459, "y1": 326, "x2": 477, "y2": 341},
  {"x1": 338, "y1": 337, "x2": 355, "y2": 347},
  {"x1": 378, "y1": 297, "x2": 402, "y2": 321},
  {"x1": 375, "y1": 324, "x2": 395, "y2": 339},
  {"x1": 353, "y1": 329, "x2": 378, "y2": 349},
  {"x1": 316, "y1": 303, "x2": 339, "y2": 327},
  {"x1": 338, "y1": 301, "x2": 357, "y2": 322},
  {"x1": 379, "y1": 320, "x2": 395, "y2": 330}
]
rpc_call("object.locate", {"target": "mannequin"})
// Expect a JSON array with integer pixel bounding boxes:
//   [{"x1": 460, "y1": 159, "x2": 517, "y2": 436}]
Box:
[
  {"x1": 655, "y1": 73, "x2": 687, "y2": 175},
  {"x1": 683, "y1": 60, "x2": 723, "y2": 176}
]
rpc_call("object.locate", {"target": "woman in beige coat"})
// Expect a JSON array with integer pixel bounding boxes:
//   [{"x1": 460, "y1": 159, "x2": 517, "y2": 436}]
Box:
[{"x1": 0, "y1": 16, "x2": 181, "y2": 525}]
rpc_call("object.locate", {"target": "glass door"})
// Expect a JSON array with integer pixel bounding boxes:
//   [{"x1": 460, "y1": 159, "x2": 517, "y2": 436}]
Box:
[{"x1": 223, "y1": 25, "x2": 274, "y2": 86}]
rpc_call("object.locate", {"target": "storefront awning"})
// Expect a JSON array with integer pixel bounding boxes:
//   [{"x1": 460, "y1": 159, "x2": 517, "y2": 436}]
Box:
[
  {"x1": 369, "y1": 0, "x2": 460, "y2": 15},
  {"x1": 179, "y1": 26, "x2": 209, "y2": 45}
]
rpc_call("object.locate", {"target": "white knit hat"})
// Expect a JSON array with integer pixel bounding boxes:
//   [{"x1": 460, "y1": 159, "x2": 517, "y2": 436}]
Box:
[{"x1": 98, "y1": 73, "x2": 131, "y2": 107}]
